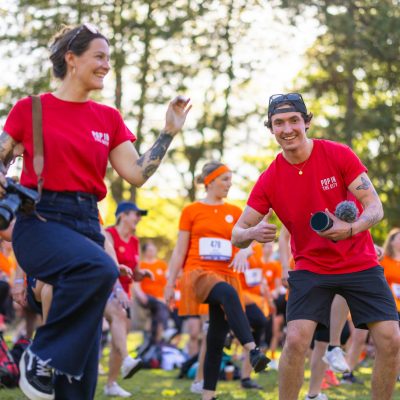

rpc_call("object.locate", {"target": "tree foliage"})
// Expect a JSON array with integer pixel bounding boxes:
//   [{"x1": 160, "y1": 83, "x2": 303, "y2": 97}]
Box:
[{"x1": 274, "y1": 0, "x2": 400, "y2": 239}]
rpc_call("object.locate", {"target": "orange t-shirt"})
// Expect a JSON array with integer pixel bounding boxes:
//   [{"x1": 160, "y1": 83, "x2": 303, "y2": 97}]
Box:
[
  {"x1": 139, "y1": 259, "x2": 168, "y2": 300},
  {"x1": 0, "y1": 252, "x2": 12, "y2": 277},
  {"x1": 241, "y1": 242, "x2": 282, "y2": 294},
  {"x1": 262, "y1": 260, "x2": 282, "y2": 292},
  {"x1": 382, "y1": 255, "x2": 400, "y2": 312},
  {"x1": 179, "y1": 201, "x2": 242, "y2": 275}
]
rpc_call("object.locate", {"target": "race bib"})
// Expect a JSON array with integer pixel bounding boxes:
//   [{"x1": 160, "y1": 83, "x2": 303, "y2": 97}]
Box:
[
  {"x1": 199, "y1": 237, "x2": 232, "y2": 261},
  {"x1": 244, "y1": 268, "x2": 262, "y2": 287},
  {"x1": 392, "y1": 283, "x2": 400, "y2": 300}
]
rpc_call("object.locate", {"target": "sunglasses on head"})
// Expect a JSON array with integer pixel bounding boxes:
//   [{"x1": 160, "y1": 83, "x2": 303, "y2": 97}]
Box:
[
  {"x1": 267, "y1": 93, "x2": 307, "y2": 118},
  {"x1": 67, "y1": 23, "x2": 100, "y2": 50}
]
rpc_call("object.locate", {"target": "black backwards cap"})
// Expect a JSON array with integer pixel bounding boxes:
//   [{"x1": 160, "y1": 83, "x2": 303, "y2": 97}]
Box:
[{"x1": 267, "y1": 93, "x2": 308, "y2": 121}]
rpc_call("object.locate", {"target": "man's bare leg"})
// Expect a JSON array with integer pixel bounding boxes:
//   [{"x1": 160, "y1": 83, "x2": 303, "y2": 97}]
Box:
[
  {"x1": 279, "y1": 319, "x2": 317, "y2": 400},
  {"x1": 369, "y1": 320, "x2": 400, "y2": 400}
]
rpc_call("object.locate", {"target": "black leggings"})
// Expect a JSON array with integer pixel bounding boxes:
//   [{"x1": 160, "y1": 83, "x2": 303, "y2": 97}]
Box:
[
  {"x1": 203, "y1": 282, "x2": 253, "y2": 391},
  {"x1": 245, "y1": 303, "x2": 268, "y2": 346}
]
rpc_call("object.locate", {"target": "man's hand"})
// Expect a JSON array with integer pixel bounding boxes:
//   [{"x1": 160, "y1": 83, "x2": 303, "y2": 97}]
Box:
[
  {"x1": 250, "y1": 209, "x2": 277, "y2": 243},
  {"x1": 118, "y1": 264, "x2": 133, "y2": 278},
  {"x1": 133, "y1": 268, "x2": 154, "y2": 282},
  {"x1": 317, "y1": 209, "x2": 352, "y2": 242},
  {"x1": 114, "y1": 287, "x2": 130, "y2": 309},
  {"x1": 164, "y1": 284, "x2": 175, "y2": 310},
  {"x1": 12, "y1": 282, "x2": 27, "y2": 307},
  {"x1": 281, "y1": 267, "x2": 290, "y2": 288}
]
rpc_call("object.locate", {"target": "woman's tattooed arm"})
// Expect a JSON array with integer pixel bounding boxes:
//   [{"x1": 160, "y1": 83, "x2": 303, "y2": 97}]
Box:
[{"x1": 136, "y1": 130, "x2": 173, "y2": 180}]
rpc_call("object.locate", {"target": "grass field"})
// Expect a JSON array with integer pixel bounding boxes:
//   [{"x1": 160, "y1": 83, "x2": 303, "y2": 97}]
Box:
[{"x1": 2, "y1": 332, "x2": 400, "y2": 399}]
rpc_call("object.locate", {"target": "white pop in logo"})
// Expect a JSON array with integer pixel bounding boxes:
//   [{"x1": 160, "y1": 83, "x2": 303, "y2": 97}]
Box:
[{"x1": 92, "y1": 131, "x2": 110, "y2": 146}]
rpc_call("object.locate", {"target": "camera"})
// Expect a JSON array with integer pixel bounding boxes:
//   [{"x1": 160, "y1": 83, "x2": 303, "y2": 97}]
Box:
[{"x1": 0, "y1": 178, "x2": 40, "y2": 230}]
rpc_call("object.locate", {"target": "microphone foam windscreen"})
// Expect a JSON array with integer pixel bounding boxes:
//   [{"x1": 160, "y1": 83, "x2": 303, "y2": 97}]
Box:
[{"x1": 335, "y1": 200, "x2": 359, "y2": 222}]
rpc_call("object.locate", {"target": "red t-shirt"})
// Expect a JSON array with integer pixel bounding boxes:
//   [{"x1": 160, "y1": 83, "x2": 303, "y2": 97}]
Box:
[
  {"x1": 248, "y1": 139, "x2": 378, "y2": 274},
  {"x1": 106, "y1": 226, "x2": 139, "y2": 296},
  {"x1": 4, "y1": 93, "x2": 135, "y2": 200}
]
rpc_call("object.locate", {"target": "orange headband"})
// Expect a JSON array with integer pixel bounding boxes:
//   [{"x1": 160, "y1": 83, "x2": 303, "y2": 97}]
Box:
[{"x1": 203, "y1": 165, "x2": 230, "y2": 185}]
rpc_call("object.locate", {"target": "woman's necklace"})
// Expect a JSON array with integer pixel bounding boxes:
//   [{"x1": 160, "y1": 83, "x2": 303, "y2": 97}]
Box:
[{"x1": 291, "y1": 158, "x2": 310, "y2": 175}]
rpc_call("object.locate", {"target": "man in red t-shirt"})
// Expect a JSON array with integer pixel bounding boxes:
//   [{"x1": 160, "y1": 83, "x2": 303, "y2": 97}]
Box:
[{"x1": 231, "y1": 93, "x2": 400, "y2": 400}]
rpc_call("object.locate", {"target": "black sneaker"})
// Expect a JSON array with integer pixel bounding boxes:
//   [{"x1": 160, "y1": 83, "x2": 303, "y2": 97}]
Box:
[
  {"x1": 341, "y1": 371, "x2": 364, "y2": 385},
  {"x1": 241, "y1": 377, "x2": 262, "y2": 389},
  {"x1": 249, "y1": 347, "x2": 270, "y2": 373},
  {"x1": 19, "y1": 348, "x2": 54, "y2": 400},
  {"x1": 224, "y1": 332, "x2": 234, "y2": 349}
]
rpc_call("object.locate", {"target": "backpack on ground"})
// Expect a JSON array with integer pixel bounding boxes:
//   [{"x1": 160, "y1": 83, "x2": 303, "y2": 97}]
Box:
[{"x1": 0, "y1": 333, "x2": 19, "y2": 388}]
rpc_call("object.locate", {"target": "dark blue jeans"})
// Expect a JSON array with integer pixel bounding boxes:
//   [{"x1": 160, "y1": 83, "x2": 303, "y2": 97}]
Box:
[{"x1": 12, "y1": 190, "x2": 119, "y2": 400}]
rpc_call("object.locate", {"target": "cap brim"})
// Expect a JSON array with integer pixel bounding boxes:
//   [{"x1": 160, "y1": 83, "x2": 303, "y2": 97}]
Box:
[{"x1": 138, "y1": 210, "x2": 148, "y2": 216}]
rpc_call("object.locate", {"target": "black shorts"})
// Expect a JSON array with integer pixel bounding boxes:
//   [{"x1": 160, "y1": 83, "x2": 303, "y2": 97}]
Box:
[
  {"x1": 313, "y1": 320, "x2": 350, "y2": 345},
  {"x1": 287, "y1": 266, "x2": 398, "y2": 329},
  {"x1": 274, "y1": 293, "x2": 287, "y2": 316}
]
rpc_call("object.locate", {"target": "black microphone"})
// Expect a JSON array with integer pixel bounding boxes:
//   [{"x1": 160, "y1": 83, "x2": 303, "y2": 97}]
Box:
[
  {"x1": 310, "y1": 212, "x2": 333, "y2": 232},
  {"x1": 310, "y1": 201, "x2": 358, "y2": 233},
  {"x1": 334, "y1": 200, "x2": 358, "y2": 223}
]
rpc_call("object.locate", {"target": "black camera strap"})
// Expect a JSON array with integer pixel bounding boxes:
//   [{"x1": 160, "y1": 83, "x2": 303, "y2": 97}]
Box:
[{"x1": 31, "y1": 95, "x2": 44, "y2": 199}]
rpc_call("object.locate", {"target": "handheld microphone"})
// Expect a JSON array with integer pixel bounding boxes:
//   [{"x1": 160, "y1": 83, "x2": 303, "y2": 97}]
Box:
[{"x1": 334, "y1": 200, "x2": 358, "y2": 223}]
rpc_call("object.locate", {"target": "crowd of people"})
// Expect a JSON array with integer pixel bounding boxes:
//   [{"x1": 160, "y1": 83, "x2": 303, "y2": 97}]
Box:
[{"x1": 0, "y1": 22, "x2": 399, "y2": 400}]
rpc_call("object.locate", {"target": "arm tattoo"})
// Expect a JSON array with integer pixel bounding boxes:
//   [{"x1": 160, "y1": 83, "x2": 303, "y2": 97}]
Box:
[
  {"x1": 136, "y1": 131, "x2": 173, "y2": 181},
  {"x1": 0, "y1": 131, "x2": 17, "y2": 173},
  {"x1": 359, "y1": 206, "x2": 382, "y2": 227},
  {"x1": 356, "y1": 177, "x2": 371, "y2": 190}
]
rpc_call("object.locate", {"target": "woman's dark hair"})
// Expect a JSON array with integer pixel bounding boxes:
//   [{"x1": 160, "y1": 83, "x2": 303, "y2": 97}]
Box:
[
  {"x1": 383, "y1": 228, "x2": 400, "y2": 259},
  {"x1": 195, "y1": 161, "x2": 225, "y2": 185},
  {"x1": 141, "y1": 240, "x2": 155, "y2": 253},
  {"x1": 49, "y1": 24, "x2": 109, "y2": 79}
]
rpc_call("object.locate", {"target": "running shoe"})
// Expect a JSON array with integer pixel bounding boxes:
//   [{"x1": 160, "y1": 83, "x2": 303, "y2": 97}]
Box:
[
  {"x1": 104, "y1": 382, "x2": 131, "y2": 397},
  {"x1": 190, "y1": 379, "x2": 203, "y2": 394},
  {"x1": 305, "y1": 393, "x2": 328, "y2": 400},
  {"x1": 241, "y1": 377, "x2": 262, "y2": 389},
  {"x1": 249, "y1": 347, "x2": 270, "y2": 373},
  {"x1": 268, "y1": 359, "x2": 279, "y2": 370},
  {"x1": 162, "y1": 328, "x2": 178, "y2": 343},
  {"x1": 320, "y1": 377, "x2": 331, "y2": 390},
  {"x1": 322, "y1": 347, "x2": 350, "y2": 373},
  {"x1": 324, "y1": 369, "x2": 340, "y2": 386},
  {"x1": 19, "y1": 348, "x2": 54, "y2": 400},
  {"x1": 121, "y1": 355, "x2": 143, "y2": 379},
  {"x1": 341, "y1": 371, "x2": 364, "y2": 385}
]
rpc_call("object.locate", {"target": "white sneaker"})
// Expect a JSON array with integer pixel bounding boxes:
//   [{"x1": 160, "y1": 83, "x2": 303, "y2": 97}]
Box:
[
  {"x1": 190, "y1": 379, "x2": 203, "y2": 394},
  {"x1": 305, "y1": 393, "x2": 328, "y2": 400},
  {"x1": 121, "y1": 356, "x2": 143, "y2": 379},
  {"x1": 269, "y1": 359, "x2": 279, "y2": 370},
  {"x1": 162, "y1": 328, "x2": 178, "y2": 343},
  {"x1": 322, "y1": 347, "x2": 350, "y2": 373},
  {"x1": 104, "y1": 382, "x2": 131, "y2": 398}
]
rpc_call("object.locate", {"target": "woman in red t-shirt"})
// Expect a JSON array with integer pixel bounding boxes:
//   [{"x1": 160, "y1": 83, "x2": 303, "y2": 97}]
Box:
[
  {"x1": 165, "y1": 161, "x2": 269, "y2": 400},
  {"x1": 0, "y1": 23, "x2": 190, "y2": 400}
]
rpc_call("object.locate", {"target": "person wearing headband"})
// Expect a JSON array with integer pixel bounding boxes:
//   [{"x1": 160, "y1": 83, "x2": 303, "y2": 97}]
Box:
[
  {"x1": 232, "y1": 92, "x2": 399, "y2": 400},
  {"x1": 165, "y1": 161, "x2": 269, "y2": 400},
  {"x1": 0, "y1": 23, "x2": 191, "y2": 400}
]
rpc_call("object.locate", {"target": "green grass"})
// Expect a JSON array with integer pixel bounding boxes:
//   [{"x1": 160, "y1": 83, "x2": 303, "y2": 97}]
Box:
[{"x1": 2, "y1": 332, "x2": 400, "y2": 399}]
